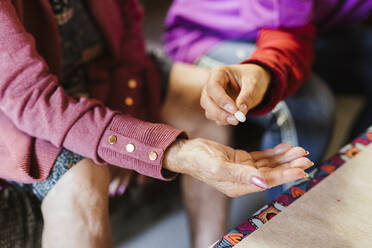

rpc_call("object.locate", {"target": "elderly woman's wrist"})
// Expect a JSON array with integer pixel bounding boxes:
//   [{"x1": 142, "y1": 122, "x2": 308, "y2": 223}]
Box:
[{"x1": 163, "y1": 138, "x2": 187, "y2": 173}]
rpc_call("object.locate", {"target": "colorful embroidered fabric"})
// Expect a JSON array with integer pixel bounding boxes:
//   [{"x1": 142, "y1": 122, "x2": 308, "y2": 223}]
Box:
[{"x1": 214, "y1": 126, "x2": 372, "y2": 248}]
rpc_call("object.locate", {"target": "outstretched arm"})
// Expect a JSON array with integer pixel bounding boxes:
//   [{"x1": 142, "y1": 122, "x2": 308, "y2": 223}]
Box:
[{"x1": 164, "y1": 139, "x2": 313, "y2": 197}]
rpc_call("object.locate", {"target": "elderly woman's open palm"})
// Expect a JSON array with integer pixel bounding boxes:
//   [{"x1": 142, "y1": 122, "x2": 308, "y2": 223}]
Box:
[{"x1": 164, "y1": 139, "x2": 312, "y2": 198}]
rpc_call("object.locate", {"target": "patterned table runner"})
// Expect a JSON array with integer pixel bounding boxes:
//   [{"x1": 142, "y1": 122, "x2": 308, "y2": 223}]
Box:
[{"x1": 214, "y1": 126, "x2": 372, "y2": 248}]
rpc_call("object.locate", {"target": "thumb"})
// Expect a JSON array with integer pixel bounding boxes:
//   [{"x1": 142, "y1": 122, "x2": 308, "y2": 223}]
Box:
[
  {"x1": 228, "y1": 162, "x2": 268, "y2": 189},
  {"x1": 250, "y1": 174, "x2": 268, "y2": 189}
]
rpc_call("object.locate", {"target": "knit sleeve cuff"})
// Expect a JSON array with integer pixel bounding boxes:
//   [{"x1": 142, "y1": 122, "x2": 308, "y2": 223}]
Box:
[{"x1": 97, "y1": 114, "x2": 186, "y2": 180}]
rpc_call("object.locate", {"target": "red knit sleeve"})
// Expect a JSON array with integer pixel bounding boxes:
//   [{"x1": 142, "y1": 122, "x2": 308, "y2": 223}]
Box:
[{"x1": 241, "y1": 24, "x2": 316, "y2": 116}]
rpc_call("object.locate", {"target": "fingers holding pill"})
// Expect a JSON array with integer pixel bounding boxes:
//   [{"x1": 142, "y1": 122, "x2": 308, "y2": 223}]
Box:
[
  {"x1": 201, "y1": 88, "x2": 232, "y2": 124},
  {"x1": 201, "y1": 88, "x2": 239, "y2": 125},
  {"x1": 200, "y1": 64, "x2": 272, "y2": 127},
  {"x1": 206, "y1": 68, "x2": 237, "y2": 114},
  {"x1": 234, "y1": 111, "x2": 246, "y2": 122}
]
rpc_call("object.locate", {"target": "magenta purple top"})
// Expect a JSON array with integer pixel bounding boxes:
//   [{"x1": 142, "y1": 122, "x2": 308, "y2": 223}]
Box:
[{"x1": 164, "y1": 0, "x2": 372, "y2": 63}]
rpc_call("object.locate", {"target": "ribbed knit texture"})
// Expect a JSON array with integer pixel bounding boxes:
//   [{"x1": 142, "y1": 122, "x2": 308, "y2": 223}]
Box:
[
  {"x1": 0, "y1": 0, "x2": 185, "y2": 183},
  {"x1": 98, "y1": 115, "x2": 185, "y2": 180}
]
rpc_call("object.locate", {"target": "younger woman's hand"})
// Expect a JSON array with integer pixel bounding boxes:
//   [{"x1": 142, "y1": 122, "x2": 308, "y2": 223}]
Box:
[{"x1": 200, "y1": 64, "x2": 271, "y2": 125}]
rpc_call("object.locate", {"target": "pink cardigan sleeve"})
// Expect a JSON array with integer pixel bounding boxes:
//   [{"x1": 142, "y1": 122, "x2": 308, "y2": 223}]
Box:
[{"x1": 0, "y1": 1, "x2": 183, "y2": 181}]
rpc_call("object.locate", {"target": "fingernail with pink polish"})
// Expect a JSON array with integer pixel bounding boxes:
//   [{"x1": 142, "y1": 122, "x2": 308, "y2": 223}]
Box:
[
  {"x1": 109, "y1": 190, "x2": 116, "y2": 197},
  {"x1": 251, "y1": 176, "x2": 268, "y2": 189},
  {"x1": 224, "y1": 104, "x2": 236, "y2": 114},
  {"x1": 118, "y1": 185, "x2": 127, "y2": 195},
  {"x1": 109, "y1": 185, "x2": 116, "y2": 197}
]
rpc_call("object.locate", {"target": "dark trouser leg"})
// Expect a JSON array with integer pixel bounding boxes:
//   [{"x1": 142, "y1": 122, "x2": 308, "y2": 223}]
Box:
[
  {"x1": 257, "y1": 75, "x2": 335, "y2": 201},
  {"x1": 315, "y1": 26, "x2": 372, "y2": 139},
  {"x1": 0, "y1": 182, "x2": 42, "y2": 248}
]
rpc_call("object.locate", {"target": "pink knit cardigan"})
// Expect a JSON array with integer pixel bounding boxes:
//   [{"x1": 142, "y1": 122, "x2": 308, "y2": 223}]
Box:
[{"x1": 0, "y1": 0, "x2": 183, "y2": 183}]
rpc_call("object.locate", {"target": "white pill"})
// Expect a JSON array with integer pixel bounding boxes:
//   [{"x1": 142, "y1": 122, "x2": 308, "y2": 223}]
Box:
[{"x1": 234, "y1": 111, "x2": 246, "y2": 122}]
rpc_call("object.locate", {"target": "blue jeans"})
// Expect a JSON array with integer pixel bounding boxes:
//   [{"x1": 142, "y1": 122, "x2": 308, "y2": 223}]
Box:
[{"x1": 197, "y1": 41, "x2": 335, "y2": 201}]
